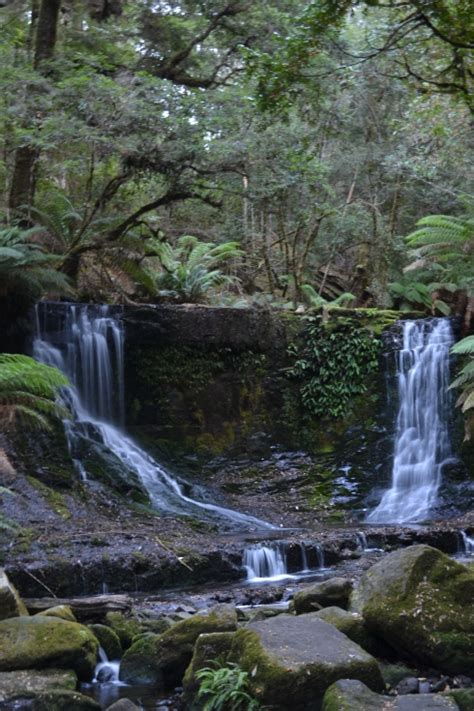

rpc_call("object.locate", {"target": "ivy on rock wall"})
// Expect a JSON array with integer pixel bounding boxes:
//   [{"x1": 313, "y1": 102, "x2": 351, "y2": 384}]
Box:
[{"x1": 286, "y1": 320, "x2": 381, "y2": 418}]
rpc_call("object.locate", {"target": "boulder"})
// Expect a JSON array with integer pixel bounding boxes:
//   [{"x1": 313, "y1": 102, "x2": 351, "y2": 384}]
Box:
[
  {"x1": 120, "y1": 604, "x2": 237, "y2": 688},
  {"x1": 0, "y1": 615, "x2": 99, "y2": 680},
  {"x1": 0, "y1": 669, "x2": 98, "y2": 711},
  {"x1": 322, "y1": 679, "x2": 460, "y2": 710},
  {"x1": 36, "y1": 605, "x2": 77, "y2": 622},
  {"x1": 0, "y1": 568, "x2": 28, "y2": 620},
  {"x1": 105, "y1": 700, "x2": 141, "y2": 710},
  {"x1": 0, "y1": 689, "x2": 100, "y2": 710},
  {"x1": 312, "y1": 606, "x2": 385, "y2": 656},
  {"x1": 89, "y1": 623, "x2": 122, "y2": 660},
  {"x1": 184, "y1": 613, "x2": 384, "y2": 711},
  {"x1": 293, "y1": 577, "x2": 353, "y2": 613},
  {"x1": 350, "y1": 545, "x2": 474, "y2": 674},
  {"x1": 104, "y1": 611, "x2": 141, "y2": 649},
  {"x1": 0, "y1": 669, "x2": 77, "y2": 698}
]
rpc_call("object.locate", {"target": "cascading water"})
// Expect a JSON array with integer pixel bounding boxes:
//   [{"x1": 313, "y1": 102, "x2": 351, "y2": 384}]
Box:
[
  {"x1": 367, "y1": 318, "x2": 454, "y2": 524},
  {"x1": 34, "y1": 302, "x2": 274, "y2": 530},
  {"x1": 243, "y1": 542, "x2": 325, "y2": 583},
  {"x1": 460, "y1": 531, "x2": 474, "y2": 556},
  {"x1": 244, "y1": 546, "x2": 287, "y2": 582}
]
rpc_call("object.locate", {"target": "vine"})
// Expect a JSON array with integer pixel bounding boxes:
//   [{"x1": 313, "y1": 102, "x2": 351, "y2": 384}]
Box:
[{"x1": 286, "y1": 320, "x2": 381, "y2": 418}]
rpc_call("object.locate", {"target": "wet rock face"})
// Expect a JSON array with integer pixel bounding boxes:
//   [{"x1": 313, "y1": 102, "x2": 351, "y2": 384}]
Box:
[
  {"x1": 184, "y1": 614, "x2": 384, "y2": 711},
  {"x1": 350, "y1": 545, "x2": 474, "y2": 674},
  {"x1": 122, "y1": 304, "x2": 391, "y2": 461},
  {"x1": 0, "y1": 615, "x2": 99, "y2": 680}
]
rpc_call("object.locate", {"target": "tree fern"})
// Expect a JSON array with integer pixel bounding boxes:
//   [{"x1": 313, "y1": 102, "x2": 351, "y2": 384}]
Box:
[
  {"x1": 145, "y1": 236, "x2": 243, "y2": 303},
  {"x1": 0, "y1": 354, "x2": 69, "y2": 431},
  {"x1": 404, "y1": 202, "x2": 474, "y2": 291},
  {"x1": 301, "y1": 284, "x2": 355, "y2": 310},
  {"x1": 0, "y1": 226, "x2": 72, "y2": 302}
]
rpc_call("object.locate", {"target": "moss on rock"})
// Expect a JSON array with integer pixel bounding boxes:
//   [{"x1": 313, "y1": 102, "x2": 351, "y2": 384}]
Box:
[
  {"x1": 89, "y1": 623, "x2": 122, "y2": 660},
  {"x1": 322, "y1": 679, "x2": 460, "y2": 710},
  {"x1": 120, "y1": 604, "x2": 237, "y2": 688},
  {"x1": 0, "y1": 615, "x2": 99, "y2": 680},
  {"x1": 350, "y1": 545, "x2": 474, "y2": 674},
  {"x1": 184, "y1": 613, "x2": 384, "y2": 711},
  {"x1": 293, "y1": 577, "x2": 353, "y2": 613},
  {"x1": 36, "y1": 605, "x2": 77, "y2": 622},
  {"x1": 0, "y1": 689, "x2": 100, "y2": 710},
  {"x1": 104, "y1": 612, "x2": 142, "y2": 649}
]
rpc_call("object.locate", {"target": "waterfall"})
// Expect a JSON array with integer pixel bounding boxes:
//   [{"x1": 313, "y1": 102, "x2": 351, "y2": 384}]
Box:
[
  {"x1": 367, "y1": 318, "x2": 454, "y2": 524},
  {"x1": 34, "y1": 302, "x2": 274, "y2": 530},
  {"x1": 244, "y1": 546, "x2": 288, "y2": 582},
  {"x1": 460, "y1": 531, "x2": 474, "y2": 556},
  {"x1": 243, "y1": 542, "x2": 325, "y2": 582}
]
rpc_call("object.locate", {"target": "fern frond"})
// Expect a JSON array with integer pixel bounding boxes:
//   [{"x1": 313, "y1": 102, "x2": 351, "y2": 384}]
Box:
[{"x1": 451, "y1": 336, "x2": 474, "y2": 355}]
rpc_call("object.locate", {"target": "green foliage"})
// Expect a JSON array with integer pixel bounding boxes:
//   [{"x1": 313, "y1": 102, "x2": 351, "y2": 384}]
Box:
[
  {"x1": 450, "y1": 336, "x2": 474, "y2": 436},
  {"x1": 301, "y1": 284, "x2": 355, "y2": 310},
  {"x1": 0, "y1": 486, "x2": 17, "y2": 533},
  {"x1": 405, "y1": 206, "x2": 474, "y2": 294},
  {"x1": 196, "y1": 660, "x2": 261, "y2": 711},
  {"x1": 404, "y1": 203, "x2": 474, "y2": 434},
  {"x1": 287, "y1": 321, "x2": 381, "y2": 418},
  {"x1": 145, "y1": 236, "x2": 243, "y2": 303},
  {"x1": 0, "y1": 226, "x2": 71, "y2": 302},
  {"x1": 388, "y1": 278, "x2": 450, "y2": 315},
  {"x1": 0, "y1": 354, "x2": 69, "y2": 431}
]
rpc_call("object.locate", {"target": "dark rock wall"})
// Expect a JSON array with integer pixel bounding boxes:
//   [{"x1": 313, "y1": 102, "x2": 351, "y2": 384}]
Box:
[
  {"x1": 124, "y1": 305, "x2": 292, "y2": 459},
  {"x1": 123, "y1": 306, "x2": 391, "y2": 461}
]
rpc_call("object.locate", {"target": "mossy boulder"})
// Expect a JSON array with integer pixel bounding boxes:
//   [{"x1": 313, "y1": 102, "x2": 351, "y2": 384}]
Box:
[
  {"x1": 184, "y1": 614, "x2": 384, "y2": 711},
  {"x1": 104, "y1": 611, "x2": 142, "y2": 649},
  {"x1": 36, "y1": 605, "x2": 77, "y2": 622},
  {"x1": 120, "y1": 604, "x2": 237, "y2": 688},
  {"x1": 0, "y1": 615, "x2": 99, "y2": 680},
  {"x1": 322, "y1": 679, "x2": 459, "y2": 710},
  {"x1": 89, "y1": 623, "x2": 122, "y2": 660},
  {"x1": 350, "y1": 545, "x2": 474, "y2": 674},
  {"x1": 0, "y1": 669, "x2": 77, "y2": 697},
  {"x1": 293, "y1": 577, "x2": 353, "y2": 613},
  {"x1": 0, "y1": 689, "x2": 100, "y2": 710},
  {"x1": 0, "y1": 568, "x2": 28, "y2": 620},
  {"x1": 0, "y1": 669, "x2": 99, "y2": 710},
  {"x1": 313, "y1": 606, "x2": 385, "y2": 656},
  {"x1": 106, "y1": 701, "x2": 141, "y2": 711}
]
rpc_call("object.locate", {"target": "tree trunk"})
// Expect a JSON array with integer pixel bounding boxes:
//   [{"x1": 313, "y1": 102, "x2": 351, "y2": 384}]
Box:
[{"x1": 8, "y1": 0, "x2": 61, "y2": 220}]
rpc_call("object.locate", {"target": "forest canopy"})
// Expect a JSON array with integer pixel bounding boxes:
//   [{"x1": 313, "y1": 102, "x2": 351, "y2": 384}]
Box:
[{"x1": 0, "y1": 0, "x2": 472, "y2": 311}]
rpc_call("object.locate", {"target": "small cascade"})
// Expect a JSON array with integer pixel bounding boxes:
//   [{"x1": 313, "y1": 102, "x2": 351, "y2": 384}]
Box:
[
  {"x1": 355, "y1": 531, "x2": 383, "y2": 553},
  {"x1": 244, "y1": 545, "x2": 287, "y2": 582},
  {"x1": 367, "y1": 318, "x2": 454, "y2": 524},
  {"x1": 356, "y1": 532, "x2": 367, "y2": 551},
  {"x1": 299, "y1": 543, "x2": 309, "y2": 572},
  {"x1": 34, "y1": 302, "x2": 274, "y2": 530},
  {"x1": 459, "y1": 531, "x2": 474, "y2": 556},
  {"x1": 314, "y1": 543, "x2": 325, "y2": 569},
  {"x1": 243, "y1": 542, "x2": 326, "y2": 583},
  {"x1": 93, "y1": 647, "x2": 121, "y2": 684}
]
